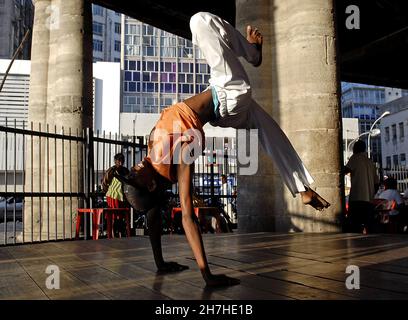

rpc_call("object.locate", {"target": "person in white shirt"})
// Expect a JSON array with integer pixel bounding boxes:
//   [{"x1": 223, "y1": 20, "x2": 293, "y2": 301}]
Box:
[
  {"x1": 345, "y1": 140, "x2": 379, "y2": 233},
  {"x1": 376, "y1": 178, "x2": 404, "y2": 216},
  {"x1": 403, "y1": 187, "x2": 408, "y2": 202}
]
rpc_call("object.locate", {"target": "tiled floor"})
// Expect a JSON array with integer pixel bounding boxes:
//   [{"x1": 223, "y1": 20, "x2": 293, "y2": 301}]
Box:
[{"x1": 1, "y1": 232, "x2": 408, "y2": 300}]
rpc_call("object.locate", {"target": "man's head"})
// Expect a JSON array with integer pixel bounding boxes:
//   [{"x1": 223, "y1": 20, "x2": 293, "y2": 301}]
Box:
[
  {"x1": 114, "y1": 153, "x2": 125, "y2": 168},
  {"x1": 384, "y1": 177, "x2": 398, "y2": 190},
  {"x1": 353, "y1": 140, "x2": 366, "y2": 154}
]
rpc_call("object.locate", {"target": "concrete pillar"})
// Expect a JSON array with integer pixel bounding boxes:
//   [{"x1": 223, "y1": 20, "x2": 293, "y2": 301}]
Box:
[
  {"x1": 52, "y1": 0, "x2": 93, "y2": 239},
  {"x1": 28, "y1": 0, "x2": 50, "y2": 124},
  {"x1": 236, "y1": 0, "x2": 343, "y2": 232},
  {"x1": 25, "y1": 0, "x2": 51, "y2": 241},
  {"x1": 53, "y1": 0, "x2": 93, "y2": 129},
  {"x1": 26, "y1": 0, "x2": 93, "y2": 240}
]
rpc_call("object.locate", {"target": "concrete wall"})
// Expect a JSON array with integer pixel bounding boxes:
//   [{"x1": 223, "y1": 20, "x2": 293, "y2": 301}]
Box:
[
  {"x1": 381, "y1": 108, "x2": 408, "y2": 167},
  {"x1": 236, "y1": 0, "x2": 343, "y2": 232}
]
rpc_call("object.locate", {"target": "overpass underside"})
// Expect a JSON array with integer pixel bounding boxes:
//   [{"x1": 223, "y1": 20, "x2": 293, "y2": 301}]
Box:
[{"x1": 27, "y1": 0, "x2": 408, "y2": 233}]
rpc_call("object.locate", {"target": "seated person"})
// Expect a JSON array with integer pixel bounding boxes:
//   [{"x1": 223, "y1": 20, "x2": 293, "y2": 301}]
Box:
[
  {"x1": 376, "y1": 178, "x2": 407, "y2": 232},
  {"x1": 375, "y1": 177, "x2": 405, "y2": 216},
  {"x1": 403, "y1": 187, "x2": 408, "y2": 204}
]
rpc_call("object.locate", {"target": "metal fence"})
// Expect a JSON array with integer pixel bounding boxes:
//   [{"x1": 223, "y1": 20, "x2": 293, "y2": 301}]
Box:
[
  {"x1": 0, "y1": 121, "x2": 238, "y2": 246},
  {"x1": 382, "y1": 165, "x2": 408, "y2": 193}
]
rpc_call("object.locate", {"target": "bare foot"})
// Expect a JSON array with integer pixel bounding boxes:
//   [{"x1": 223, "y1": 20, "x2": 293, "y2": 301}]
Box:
[
  {"x1": 301, "y1": 187, "x2": 331, "y2": 211},
  {"x1": 204, "y1": 274, "x2": 240, "y2": 288},
  {"x1": 246, "y1": 25, "x2": 263, "y2": 67}
]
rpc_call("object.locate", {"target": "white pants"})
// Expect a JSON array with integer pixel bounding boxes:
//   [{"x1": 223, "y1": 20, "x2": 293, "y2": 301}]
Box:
[{"x1": 190, "y1": 12, "x2": 314, "y2": 196}]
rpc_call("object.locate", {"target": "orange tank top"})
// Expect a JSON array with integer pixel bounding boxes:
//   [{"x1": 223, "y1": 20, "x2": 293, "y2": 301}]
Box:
[{"x1": 145, "y1": 102, "x2": 205, "y2": 183}]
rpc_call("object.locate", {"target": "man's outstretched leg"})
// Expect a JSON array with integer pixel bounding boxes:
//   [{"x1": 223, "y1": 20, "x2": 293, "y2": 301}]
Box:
[{"x1": 190, "y1": 12, "x2": 330, "y2": 210}]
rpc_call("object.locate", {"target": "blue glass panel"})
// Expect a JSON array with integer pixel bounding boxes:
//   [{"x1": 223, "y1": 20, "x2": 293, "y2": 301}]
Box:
[
  {"x1": 143, "y1": 72, "x2": 150, "y2": 81},
  {"x1": 183, "y1": 84, "x2": 189, "y2": 93},
  {"x1": 147, "y1": 61, "x2": 154, "y2": 71},
  {"x1": 161, "y1": 73, "x2": 168, "y2": 82},
  {"x1": 129, "y1": 61, "x2": 136, "y2": 70},
  {"x1": 165, "y1": 83, "x2": 172, "y2": 93},
  {"x1": 133, "y1": 72, "x2": 140, "y2": 81},
  {"x1": 125, "y1": 71, "x2": 132, "y2": 81},
  {"x1": 147, "y1": 83, "x2": 154, "y2": 92},
  {"x1": 129, "y1": 82, "x2": 136, "y2": 92}
]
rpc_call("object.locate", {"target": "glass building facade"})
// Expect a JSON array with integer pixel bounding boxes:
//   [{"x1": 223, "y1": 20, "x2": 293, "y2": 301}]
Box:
[
  {"x1": 122, "y1": 17, "x2": 211, "y2": 114},
  {"x1": 341, "y1": 82, "x2": 408, "y2": 163},
  {"x1": 92, "y1": 4, "x2": 121, "y2": 62}
]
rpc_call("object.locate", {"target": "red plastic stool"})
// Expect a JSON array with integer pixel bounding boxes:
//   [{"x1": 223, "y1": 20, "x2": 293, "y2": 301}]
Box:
[{"x1": 76, "y1": 208, "x2": 104, "y2": 240}]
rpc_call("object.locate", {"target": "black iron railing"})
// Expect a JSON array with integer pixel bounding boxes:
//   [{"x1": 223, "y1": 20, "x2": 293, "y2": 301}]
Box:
[{"x1": 0, "y1": 121, "x2": 238, "y2": 245}]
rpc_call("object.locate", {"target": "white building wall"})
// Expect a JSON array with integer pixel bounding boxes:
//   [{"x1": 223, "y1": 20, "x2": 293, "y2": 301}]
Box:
[
  {"x1": 385, "y1": 88, "x2": 403, "y2": 103},
  {"x1": 0, "y1": 59, "x2": 31, "y2": 127},
  {"x1": 93, "y1": 62, "x2": 121, "y2": 134},
  {"x1": 380, "y1": 109, "x2": 408, "y2": 168},
  {"x1": 342, "y1": 118, "x2": 359, "y2": 163}
]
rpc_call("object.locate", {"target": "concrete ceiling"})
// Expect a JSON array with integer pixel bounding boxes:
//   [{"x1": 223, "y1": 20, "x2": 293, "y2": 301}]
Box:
[{"x1": 91, "y1": 0, "x2": 408, "y2": 89}]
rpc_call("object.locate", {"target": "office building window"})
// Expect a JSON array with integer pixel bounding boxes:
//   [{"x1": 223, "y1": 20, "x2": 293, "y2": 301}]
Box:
[
  {"x1": 93, "y1": 40, "x2": 103, "y2": 52},
  {"x1": 401, "y1": 154, "x2": 406, "y2": 166},
  {"x1": 92, "y1": 5, "x2": 104, "y2": 16},
  {"x1": 399, "y1": 122, "x2": 404, "y2": 140},
  {"x1": 392, "y1": 124, "x2": 397, "y2": 141},
  {"x1": 386, "y1": 156, "x2": 391, "y2": 169},
  {"x1": 93, "y1": 22, "x2": 103, "y2": 36},
  {"x1": 393, "y1": 155, "x2": 399, "y2": 166},
  {"x1": 115, "y1": 22, "x2": 121, "y2": 34},
  {"x1": 385, "y1": 127, "x2": 390, "y2": 142},
  {"x1": 114, "y1": 40, "x2": 121, "y2": 52}
]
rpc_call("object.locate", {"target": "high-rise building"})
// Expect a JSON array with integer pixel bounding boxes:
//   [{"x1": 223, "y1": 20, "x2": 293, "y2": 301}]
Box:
[
  {"x1": 341, "y1": 82, "x2": 408, "y2": 163},
  {"x1": 0, "y1": 0, "x2": 34, "y2": 60},
  {"x1": 379, "y1": 96, "x2": 408, "y2": 169},
  {"x1": 121, "y1": 16, "x2": 211, "y2": 117},
  {"x1": 92, "y1": 4, "x2": 121, "y2": 63}
]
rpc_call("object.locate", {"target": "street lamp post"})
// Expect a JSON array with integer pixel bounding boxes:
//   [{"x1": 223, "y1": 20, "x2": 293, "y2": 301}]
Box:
[
  {"x1": 367, "y1": 111, "x2": 390, "y2": 159},
  {"x1": 348, "y1": 129, "x2": 381, "y2": 155}
]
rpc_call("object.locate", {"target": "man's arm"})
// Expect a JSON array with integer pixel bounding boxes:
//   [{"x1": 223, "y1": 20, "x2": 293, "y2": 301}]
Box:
[
  {"x1": 101, "y1": 166, "x2": 114, "y2": 193},
  {"x1": 177, "y1": 144, "x2": 240, "y2": 286},
  {"x1": 177, "y1": 155, "x2": 211, "y2": 278}
]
